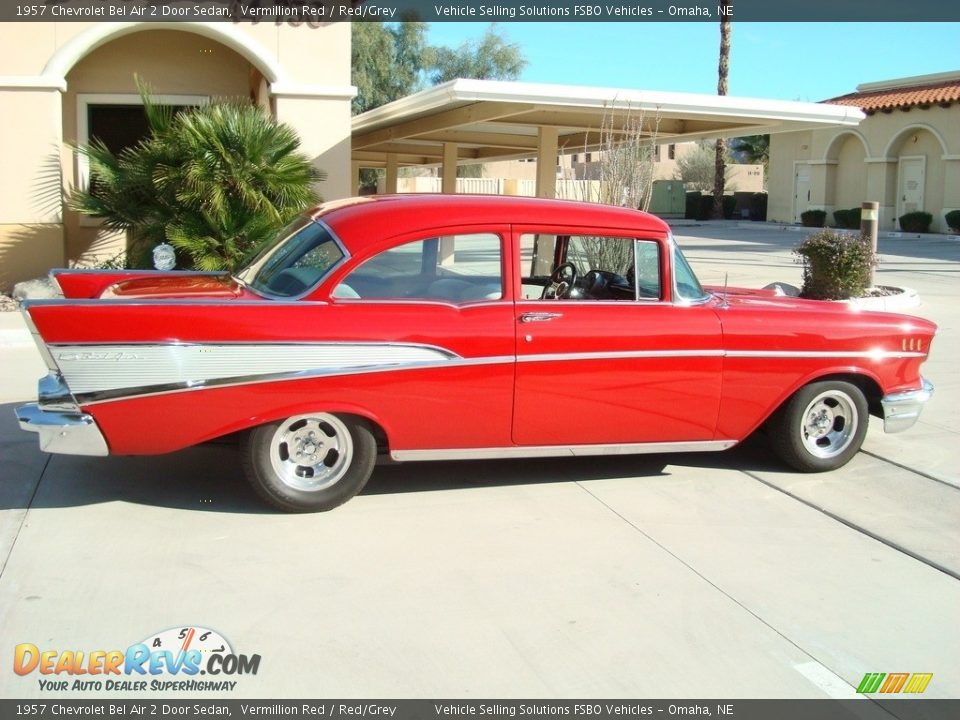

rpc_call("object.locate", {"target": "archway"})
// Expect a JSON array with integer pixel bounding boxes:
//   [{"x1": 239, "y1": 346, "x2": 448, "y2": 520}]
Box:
[
  {"x1": 823, "y1": 131, "x2": 869, "y2": 220},
  {"x1": 883, "y1": 126, "x2": 948, "y2": 228},
  {"x1": 59, "y1": 27, "x2": 271, "y2": 264}
]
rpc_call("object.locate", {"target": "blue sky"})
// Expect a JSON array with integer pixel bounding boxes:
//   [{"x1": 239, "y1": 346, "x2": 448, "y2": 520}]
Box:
[{"x1": 426, "y1": 22, "x2": 960, "y2": 101}]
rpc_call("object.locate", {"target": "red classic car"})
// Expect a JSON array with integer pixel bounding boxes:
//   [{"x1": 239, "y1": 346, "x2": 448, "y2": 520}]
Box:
[{"x1": 16, "y1": 195, "x2": 935, "y2": 511}]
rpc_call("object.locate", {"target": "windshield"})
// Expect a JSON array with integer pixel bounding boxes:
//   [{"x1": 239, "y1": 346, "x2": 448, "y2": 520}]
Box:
[
  {"x1": 237, "y1": 216, "x2": 345, "y2": 298},
  {"x1": 672, "y1": 240, "x2": 708, "y2": 302}
]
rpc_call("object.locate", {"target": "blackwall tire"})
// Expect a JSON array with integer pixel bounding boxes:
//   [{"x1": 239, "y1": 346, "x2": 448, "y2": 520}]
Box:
[
  {"x1": 242, "y1": 413, "x2": 376, "y2": 512},
  {"x1": 769, "y1": 381, "x2": 869, "y2": 472}
]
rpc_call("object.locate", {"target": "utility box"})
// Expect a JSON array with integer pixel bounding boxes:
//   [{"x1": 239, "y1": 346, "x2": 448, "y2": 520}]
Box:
[{"x1": 648, "y1": 180, "x2": 687, "y2": 218}]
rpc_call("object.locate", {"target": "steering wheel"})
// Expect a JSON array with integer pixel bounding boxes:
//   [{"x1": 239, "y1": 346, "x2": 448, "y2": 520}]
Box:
[{"x1": 543, "y1": 262, "x2": 578, "y2": 299}]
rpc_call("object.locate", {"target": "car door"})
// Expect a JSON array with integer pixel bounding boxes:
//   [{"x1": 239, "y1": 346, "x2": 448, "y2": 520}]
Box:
[
  {"x1": 326, "y1": 227, "x2": 516, "y2": 452},
  {"x1": 511, "y1": 227, "x2": 723, "y2": 447}
]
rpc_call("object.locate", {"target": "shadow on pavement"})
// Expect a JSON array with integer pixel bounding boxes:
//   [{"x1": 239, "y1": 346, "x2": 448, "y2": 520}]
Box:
[{"x1": 2, "y1": 392, "x2": 789, "y2": 513}]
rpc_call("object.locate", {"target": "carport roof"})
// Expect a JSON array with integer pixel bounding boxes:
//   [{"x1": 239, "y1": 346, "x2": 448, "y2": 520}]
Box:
[{"x1": 351, "y1": 78, "x2": 866, "y2": 167}]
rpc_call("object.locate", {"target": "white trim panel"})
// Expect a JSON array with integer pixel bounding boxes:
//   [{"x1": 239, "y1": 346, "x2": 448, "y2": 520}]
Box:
[{"x1": 52, "y1": 343, "x2": 458, "y2": 395}]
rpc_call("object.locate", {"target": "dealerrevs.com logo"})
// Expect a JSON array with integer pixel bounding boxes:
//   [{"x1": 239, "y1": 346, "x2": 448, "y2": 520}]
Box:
[{"x1": 13, "y1": 626, "x2": 261, "y2": 692}]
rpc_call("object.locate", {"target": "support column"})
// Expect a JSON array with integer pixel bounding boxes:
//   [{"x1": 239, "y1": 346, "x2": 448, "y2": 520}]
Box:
[
  {"x1": 0, "y1": 83, "x2": 66, "y2": 287},
  {"x1": 385, "y1": 154, "x2": 398, "y2": 194},
  {"x1": 274, "y1": 94, "x2": 352, "y2": 200},
  {"x1": 941, "y1": 156, "x2": 960, "y2": 233},
  {"x1": 535, "y1": 127, "x2": 559, "y2": 199},
  {"x1": 350, "y1": 162, "x2": 361, "y2": 196},
  {"x1": 864, "y1": 158, "x2": 898, "y2": 230},
  {"x1": 441, "y1": 143, "x2": 458, "y2": 194}
]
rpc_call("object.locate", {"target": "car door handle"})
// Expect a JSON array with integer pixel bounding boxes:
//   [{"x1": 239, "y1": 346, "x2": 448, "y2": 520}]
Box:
[{"x1": 520, "y1": 312, "x2": 563, "y2": 323}]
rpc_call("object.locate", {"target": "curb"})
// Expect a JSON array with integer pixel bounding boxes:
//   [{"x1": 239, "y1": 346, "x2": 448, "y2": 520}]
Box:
[{"x1": 734, "y1": 222, "x2": 960, "y2": 241}]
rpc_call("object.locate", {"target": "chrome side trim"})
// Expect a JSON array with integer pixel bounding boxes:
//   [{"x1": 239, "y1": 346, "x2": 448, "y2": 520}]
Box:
[
  {"x1": 881, "y1": 378, "x2": 934, "y2": 433},
  {"x1": 16, "y1": 403, "x2": 108, "y2": 456},
  {"x1": 45, "y1": 340, "x2": 930, "y2": 407},
  {"x1": 391, "y1": 439, "x2": 738, "y2": 462},
  {"x1": 727, "y1": 350, "x2": 927, "y2": 359},
  {"x1": 518, "y1": 350, "x2": 724, "y2": 363},
  {"x1": 75, "y1": 355, "x2": 516, "y2": 406}
]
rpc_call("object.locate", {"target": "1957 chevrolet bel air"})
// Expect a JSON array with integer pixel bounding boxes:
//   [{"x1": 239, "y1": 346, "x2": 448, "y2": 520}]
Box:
[{"x1": 16, "y1": 195, "x2": 935, "y2": 511}]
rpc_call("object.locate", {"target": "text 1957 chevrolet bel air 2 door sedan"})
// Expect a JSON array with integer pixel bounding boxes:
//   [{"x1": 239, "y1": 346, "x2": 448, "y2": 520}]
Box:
[{"x1": 16, "y1": 195, "x2": 935, "y2": 511}]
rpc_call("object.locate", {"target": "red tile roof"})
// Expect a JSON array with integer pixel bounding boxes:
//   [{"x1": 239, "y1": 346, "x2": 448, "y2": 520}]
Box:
[{"x1": 825, "y1": 79, "x2": 960, "y2": 113}]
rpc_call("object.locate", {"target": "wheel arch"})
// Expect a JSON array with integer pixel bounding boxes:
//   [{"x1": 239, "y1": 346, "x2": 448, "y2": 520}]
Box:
[
  {"x1": 208, "y1": 402, "x2": 393, "y2": 455},
  {"x1": 764, "y1": 369, "x2": 885, "y2": 429}
]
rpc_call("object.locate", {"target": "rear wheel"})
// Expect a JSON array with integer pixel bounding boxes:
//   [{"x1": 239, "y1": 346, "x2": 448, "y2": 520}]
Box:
[
  {"x1": 242, "y1": 413, "x2": 376, "y2": 512},
  {"x1": 768, "y1": 380, "x2": 869, "y2": 472}
]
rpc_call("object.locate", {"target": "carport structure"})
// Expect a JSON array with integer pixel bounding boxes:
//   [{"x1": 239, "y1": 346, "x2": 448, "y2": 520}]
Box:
[{"x1": 352, "y1": 79, "x2": 865, "y2": 198}]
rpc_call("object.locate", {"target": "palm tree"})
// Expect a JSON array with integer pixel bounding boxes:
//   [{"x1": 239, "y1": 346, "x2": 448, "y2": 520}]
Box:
[
  {"x1": 711, "y1": 3, "x2": 733, "y2": 219},
  {"x1": 72, "y1": 79, "x2": 322, "y2": 271}
]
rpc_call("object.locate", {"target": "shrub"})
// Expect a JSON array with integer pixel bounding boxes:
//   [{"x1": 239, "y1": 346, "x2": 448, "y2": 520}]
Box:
[
  {"x1": 944, "y1": 209, "x2": 960, "y2": 233},
  {"x1": 684, "y1": 193, "x2": 734, "y2": 221},
  {"x1": 800, "y1": 209, "x2": 827, "y2": 227},
  {"x1": 722, "y1": 195, "x2": 736, "y2": 219},
  {"x1": 71, "y1": 78, "x2": 322, "y2": 272},
  {"x1": 833, "y1": 207, "x2": 862, "y2": 229},
  {"x1": 696, "y1": 195, "x2": 713, "y2": 220},
  {"x1": 749, "y1": 193, "x2": 767, "y2": 221},
  {"x1": 794, "y1": 229, "x2": 875, "y2": 300},
  {"x1": 897, "y1": 211, "x2": 933, "y2": 233}
]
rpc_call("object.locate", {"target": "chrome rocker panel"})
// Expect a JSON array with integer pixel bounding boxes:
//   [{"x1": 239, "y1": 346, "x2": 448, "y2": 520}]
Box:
[
  {"x1": 392, "y1": 440, "x2": 739, "y2": 462},
  {"x1": 881, "y1": 378, "x2": 934, "y2": 434},
  {"x1": 16, "y1": 403, "x2": 108, "y2": 456}
]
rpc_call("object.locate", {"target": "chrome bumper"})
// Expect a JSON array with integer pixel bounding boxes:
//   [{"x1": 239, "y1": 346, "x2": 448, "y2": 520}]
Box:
[
  {"x1": 16, "y1": 403, "x2": 108, "y2": 456},
  {"x1": 881, "y1": 378, "x2": 933, "y2": 434}
]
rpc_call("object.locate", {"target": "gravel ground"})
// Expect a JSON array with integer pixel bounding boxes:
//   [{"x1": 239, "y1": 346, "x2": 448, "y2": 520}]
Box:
[{"x1": 0, "y1": 294, "x2": 18, "y2": 312}]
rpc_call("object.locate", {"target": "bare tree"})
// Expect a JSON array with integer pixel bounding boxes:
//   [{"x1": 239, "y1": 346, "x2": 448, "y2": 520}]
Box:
[
  {"x1": 572, "y1": 103, "x2": 661, "y2": 271},
  {"x1": 575, "y1": 103, "x2": 662, "y2": 210}
]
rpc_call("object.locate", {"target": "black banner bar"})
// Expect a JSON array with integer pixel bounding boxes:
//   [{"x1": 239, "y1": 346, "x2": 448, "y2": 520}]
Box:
[
  {"x1": 2, "y1": 0, "x2": 960, "y2": 23},
  {"x1": 1, "y1": 700, "x2": 958, "y2": 720}
]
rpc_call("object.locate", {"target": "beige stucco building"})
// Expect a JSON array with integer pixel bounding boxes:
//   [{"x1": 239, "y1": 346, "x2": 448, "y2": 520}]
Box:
[
  {"x1": 1, "y1": 27, "x2": 867, "y2": 289},
  {"x1": 0, "y1": 21, "x2": 354, "y2": 288},
  {"x1": 768, "y1": 71, "x2": 960, "y2": 232}
]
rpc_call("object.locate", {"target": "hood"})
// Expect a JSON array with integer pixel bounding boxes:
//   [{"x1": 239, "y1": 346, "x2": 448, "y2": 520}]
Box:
[{"x1": 100, "y1": 274, "x2": 246, "y2": 300}]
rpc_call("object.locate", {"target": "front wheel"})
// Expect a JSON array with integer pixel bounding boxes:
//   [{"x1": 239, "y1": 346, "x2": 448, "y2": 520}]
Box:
[
  {"x1": 242, "y1": 413, "x2": 376, "y2": 512},
  {"x1": 768, "y1": 381, "x2": 869, "y2": 472}
]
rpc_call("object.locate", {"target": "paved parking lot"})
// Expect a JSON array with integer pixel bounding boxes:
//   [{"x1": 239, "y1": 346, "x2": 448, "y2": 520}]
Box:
[{"x1": 0, "y1": 223, "x2": 957, "y2": 700}]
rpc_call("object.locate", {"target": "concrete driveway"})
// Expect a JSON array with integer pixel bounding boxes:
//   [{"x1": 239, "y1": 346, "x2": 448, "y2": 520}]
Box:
[{"x1": 1, "y1": 224, "x2": 958, "y2": 700}]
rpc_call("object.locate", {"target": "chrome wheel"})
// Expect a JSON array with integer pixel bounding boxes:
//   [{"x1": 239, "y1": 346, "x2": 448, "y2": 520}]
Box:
[
  {"x1": 799, "y1": 389, "x2": 859, "y2": 459},
  {"x1": 268, "y1": 413, "x2": 354, "y2": 492},
  {"x1": 769, "y1": 380, "x2": 869, "y2": 473}
]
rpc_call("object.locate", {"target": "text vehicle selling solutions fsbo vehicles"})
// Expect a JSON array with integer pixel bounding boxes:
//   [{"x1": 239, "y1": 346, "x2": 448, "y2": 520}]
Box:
[{"x1": 16, "y1": 195, "x2": 936, "y2": 511}]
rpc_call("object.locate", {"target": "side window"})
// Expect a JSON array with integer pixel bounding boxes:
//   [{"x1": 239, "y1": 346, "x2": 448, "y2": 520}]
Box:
[
  {"x1": 335, "y1": 233, "x2": 502, "y2": 303},
  {"x1": 520, "y1": 233, "x2": 660, "y2": 301}
]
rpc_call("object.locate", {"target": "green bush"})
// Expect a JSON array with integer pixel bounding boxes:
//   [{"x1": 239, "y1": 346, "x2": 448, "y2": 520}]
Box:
[
  {"x1": 794, "y1": 229, "x2": 875, "y2": 300},
  {"x1": 800, "y1": 210, "x2": 827, "y2": 227},
  {"x1": 898, "y1": 211, "x2": 933, "y2": 233},
  {"x1": 833, "y1": 207, "x2": 862, "y2": 229},
  {"x1": 71, "y1": 78, "x2": 322, "y2": 272},
  {"x1": 944, "y1": 209, "x2": 960, "y2": 233},
  {"x1": 684, "y1": 191, "x2": 702, "y2": 220}
]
